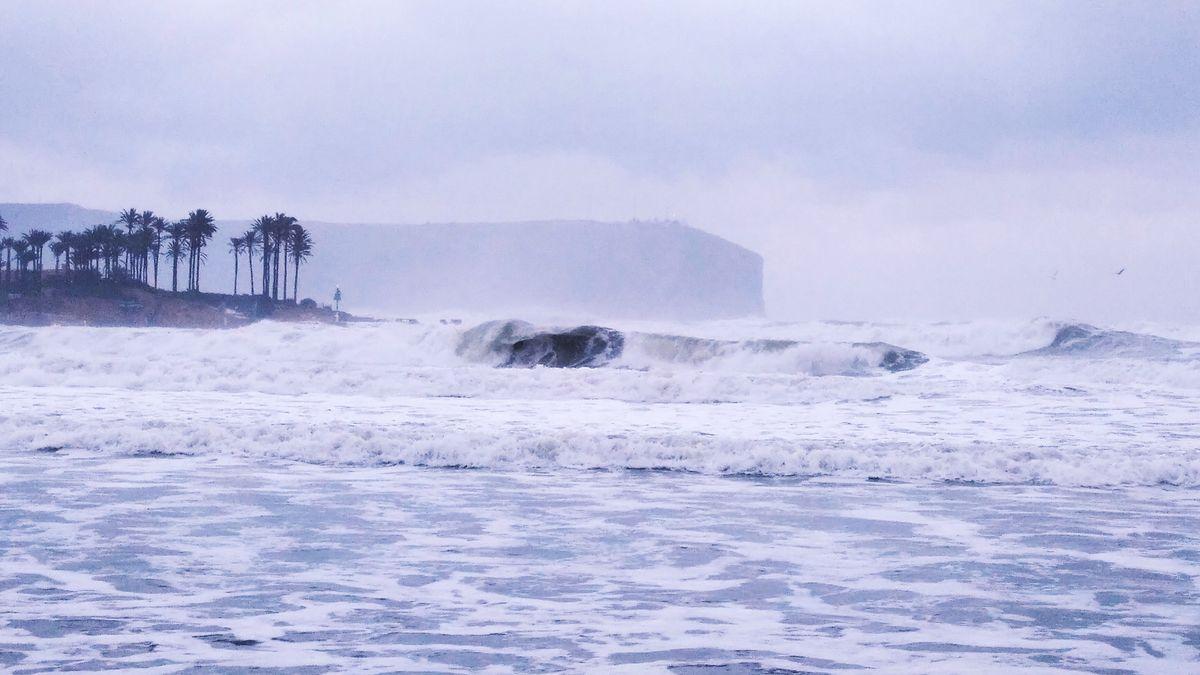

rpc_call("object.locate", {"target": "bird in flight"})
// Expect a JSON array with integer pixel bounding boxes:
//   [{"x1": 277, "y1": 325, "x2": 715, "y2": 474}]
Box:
[{"x1": 1115, "y1": 268, "x2": 1125, "y2": 276}]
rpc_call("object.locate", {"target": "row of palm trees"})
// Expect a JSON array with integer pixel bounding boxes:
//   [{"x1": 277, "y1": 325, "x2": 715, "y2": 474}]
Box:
[
  {"x1": 0, "y1": 209, "x2": 314, "y2": 301},
  {"x1": 230, "y1": 213, "x2": 313, "y2": 301},
  {"x1": 0, "y1": 215, "x2": 54, "y2": 287}
]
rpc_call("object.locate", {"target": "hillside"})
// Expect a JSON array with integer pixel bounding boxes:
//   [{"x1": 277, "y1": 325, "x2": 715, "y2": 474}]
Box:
[{"x1": 1, "y1": 204, "x2": 765, "y2": 320}]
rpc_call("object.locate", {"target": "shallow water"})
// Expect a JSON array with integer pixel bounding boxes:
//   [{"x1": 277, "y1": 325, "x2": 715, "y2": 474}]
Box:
[{"x1": 2, "y1": 452, "x2": 1198, "y2": 673}]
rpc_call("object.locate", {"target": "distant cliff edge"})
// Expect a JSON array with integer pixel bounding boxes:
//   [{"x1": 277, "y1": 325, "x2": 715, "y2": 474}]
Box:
[{"x1": 1, "y1": 204, "x2": 764, "y2": 320}]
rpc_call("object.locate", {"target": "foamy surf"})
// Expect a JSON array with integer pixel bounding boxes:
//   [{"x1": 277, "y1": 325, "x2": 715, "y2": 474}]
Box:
[{"x1": 3, "y1": 317, "x2": 1199, "y2": 486}]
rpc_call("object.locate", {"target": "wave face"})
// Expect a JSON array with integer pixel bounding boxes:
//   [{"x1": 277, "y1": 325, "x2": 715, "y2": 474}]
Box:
[
  {"x1": 457, "y1": 320, "x2": 624, "y2": 368},
  {"x1": 458, "y1": 320, "x2": 927, "y2": 375},
  {"x1": 1024, "y1": 323, "x2": 1200, "y2": 360},
  {"x1": 3, "y1": 317, "x2": 1199, "y2": 486}
]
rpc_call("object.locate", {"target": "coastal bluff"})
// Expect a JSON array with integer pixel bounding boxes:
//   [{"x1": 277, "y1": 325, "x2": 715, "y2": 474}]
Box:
[{"x1": 1, "y1": 204, "x2": 766, "y2": 320}]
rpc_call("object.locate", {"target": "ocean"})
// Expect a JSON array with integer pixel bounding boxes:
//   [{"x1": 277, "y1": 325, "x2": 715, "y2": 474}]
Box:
[{"x1": 2, "y1": 317, "x2": 1199, "y2": 671}]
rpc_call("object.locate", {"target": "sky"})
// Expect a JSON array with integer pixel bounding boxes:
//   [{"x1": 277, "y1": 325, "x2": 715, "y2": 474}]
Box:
[{"x1": 1, "y1": 1, "x2": 1198, "y2": 322}]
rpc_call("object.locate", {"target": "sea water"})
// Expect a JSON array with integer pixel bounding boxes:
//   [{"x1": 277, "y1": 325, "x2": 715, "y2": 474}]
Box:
[{"x1": 1, "y1": 317, "x2": 1199, "y2": 671}]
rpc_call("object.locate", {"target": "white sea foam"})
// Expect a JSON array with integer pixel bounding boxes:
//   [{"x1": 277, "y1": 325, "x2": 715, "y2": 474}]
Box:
[{"x1": 2, "y1": 318, "x2": 1199, "y2": 486}]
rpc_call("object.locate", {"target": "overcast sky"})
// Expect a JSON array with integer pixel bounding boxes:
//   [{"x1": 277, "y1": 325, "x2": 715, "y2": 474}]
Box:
[{"x1": 2, "y1": 1, "x2": 1198, "y2": 321}]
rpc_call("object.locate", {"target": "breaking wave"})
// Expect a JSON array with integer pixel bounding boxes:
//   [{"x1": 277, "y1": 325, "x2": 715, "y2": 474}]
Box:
[
  {"x1": 1022, "y1": 323, "x2": 1200, "y2": 360},
  {"x1": 3, "y1": 317, "x2": 1200, "y2": 486},
  {"x1": 457, "y1": 319, "x2": 928, "y2": 374}
]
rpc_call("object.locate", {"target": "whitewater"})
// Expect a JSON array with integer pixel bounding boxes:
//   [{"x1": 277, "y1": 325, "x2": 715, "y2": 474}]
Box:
[
  {"x1": 3, "y1": 316, "x2": 1199, "y2": 485},
  {"x1": 3, "y1": 317, "x2": 1200, "y2": 671}
]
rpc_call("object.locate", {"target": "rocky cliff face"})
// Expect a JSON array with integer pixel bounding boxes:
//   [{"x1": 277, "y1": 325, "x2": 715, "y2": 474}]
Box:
[{"x1": 301, "y1": 219, "x2": 764, "y2": 319}]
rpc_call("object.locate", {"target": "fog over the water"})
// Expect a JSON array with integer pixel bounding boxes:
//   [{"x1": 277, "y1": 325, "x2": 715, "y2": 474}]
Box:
[{"x1": 1, "y1": 1, "x2": 1197, "y2": 322}]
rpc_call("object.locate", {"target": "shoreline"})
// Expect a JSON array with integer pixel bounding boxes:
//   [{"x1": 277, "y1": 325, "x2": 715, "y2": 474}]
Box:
[{"x1": 1, "y1": 280, "x2": 373, "y2": 329}]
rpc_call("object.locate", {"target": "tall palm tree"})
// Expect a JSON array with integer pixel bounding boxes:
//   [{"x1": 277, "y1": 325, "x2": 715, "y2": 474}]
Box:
[
  {"x1": 79, "y1": 226, "x2": 105, "y2": 275},
  {"x1": 184, "y1": 209, "x2": 216, "y2": 292},
  {"x1": 76, "y1": 228, "x2": 95, "y2": 274},
  {"x1": 50, "y1": 240, "x2": 66, "y2": 271},
  {"x1": 253, "y1": 215, "x2": 273, "y2": 299},
  {"x1": 241, "y1": 228, "x2": 259, "y2": 295},
  {"x1": 0, "y1": 214, "x2": 6, "y2": 286},
  {"x1": 281, "y1": 225, "x2": 292, "y2": 300},
  {"x1": 117, "y1": 208, "x2": 139, "y2": 271},
  {"x1": 129, "y1": 224, "x2": 154, "y2": 283},
  {"x1": 0, "y1": 237, "x2": 12, "y2": 286},
  {"x1": 290, "y1": 225, "x2": 313, "y2": 301},
  {"x1": 229, "y1": 236, "x2": 244, "y2": 295},
  {"x1": 90, "y1": 224, "x2": 122, "y2": 278},
  {"x1": 11, "y1": 239, "x2": 29, "y2": 283},
  {"x1": 271, "y1": 213, "x2": 296, "y2": 301},
  {"x1": 165, "y1": 221, "x2": 187, "y2": 293},
  {"x1": 23, "y1": 230, "x2": 52, "y2": 273},
  {"x1": 54, "y1": 232, "x2": 74, "y2": 278},
  {"x1": 148, "y1": 216, "x2": 167, "y2": 289},
  {"x1": 137, "y1": 211, "x2": 156, "y2": 283}
]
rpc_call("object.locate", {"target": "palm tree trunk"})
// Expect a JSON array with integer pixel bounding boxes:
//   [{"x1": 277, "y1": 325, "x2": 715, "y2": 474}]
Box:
[
  {"x1": 172, "y1": 255, "x2": 179, "y2": 293},
  {"x1": 248, "y1": 250, "x2": 255, "y2": 295},
  {"x1": 293, "y1": 258, "x2": 300, "y2": 300},
  {"x1": 261, "y1": 241, "x2": 270, "y2": 299},
  {"x1": 272, "y1": 242, "x2": 281, "y2": 300},
  {"x1": 233, "y1": 254, "x2": 239, "y2": 295},
  {"x1": 282, "y1": 246, "x2": 289, "y2": 301}
]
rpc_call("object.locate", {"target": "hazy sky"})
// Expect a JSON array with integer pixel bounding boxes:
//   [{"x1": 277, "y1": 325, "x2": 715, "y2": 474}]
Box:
[{"x1": 2, "y1": 1, "x2": 1198, "y2": 321}]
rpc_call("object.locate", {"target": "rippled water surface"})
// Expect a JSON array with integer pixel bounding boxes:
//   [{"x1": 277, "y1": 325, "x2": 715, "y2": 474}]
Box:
[{"x1": 3, "y1": 452, "x2": 1198, "y2": 673}]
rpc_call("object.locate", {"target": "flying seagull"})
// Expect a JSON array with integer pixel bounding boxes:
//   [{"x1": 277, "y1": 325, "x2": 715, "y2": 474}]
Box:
[{"x1": 1116, "y1": 268, "x2": 1125, "y2": 276}]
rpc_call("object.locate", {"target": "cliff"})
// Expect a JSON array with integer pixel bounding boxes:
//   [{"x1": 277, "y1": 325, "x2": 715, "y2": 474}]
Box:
[{"x1": 1, "y1": 204, "x2": 765, "y2": 320}]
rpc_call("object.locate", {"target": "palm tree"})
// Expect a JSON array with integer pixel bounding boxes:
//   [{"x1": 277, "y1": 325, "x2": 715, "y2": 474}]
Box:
[
  {"x1": 165, "y1": 221, "x2": 187, "y2": 293},
  {"x1": 148, "y1": 215, "x2": 167, "y2": 288},
  {"x1": 253, "y1": 214, "x2": 272, "y2": 299},
  {"x1": 49, "y1": 240, "x2": 66, "y2": 271},
  {"x1": 87, "y1": 224, "x2": 122, "y2": 278},
  {"x1": 229, "y1": 236, "x2": 244, "y2": 295},
  {"x1": 184, "y1": 209, "x2": 216, "y2": 292},
  {"x1": 129, "y1": 224, "x2": 154, "y2": 283},
  {"x1": 271, "y1": 213, "x2": 296, "y2": 300},
  {"x1": 137, "y1": 211, "x2": 156, "y2": 283},
  {"x1": 281, "y1": 229, "x2": 290, "y2": 300},
  {"x1": 54, "y1": 232, "x2": 74, "y2": 278},
  {"x1": 75, "y1": 228, "x2": 94, "y2": 275},
  {"x1": 0, "y1": 212, "x2": 8, "y2": 286},
  {"x1": 117, "y1": 208, "x2": 139, "y2": 271},
  {"x1": 0, "y1": 237, "x2": 12, "y2": 286},
  {"x1": 79, "y1": 226, "x2": 105, "y2": 275},
  {"x1": 23, "y1": 230, "x2": 52, "y2": 274},
  {"x1": 290, "y1": 225, "x2": 313, "y2": 301},
  {"x1": 0, "y1": 214, "x2": 6, "y2": 286},
  {"x1": 11, "y1": 240, "x2": 29, "y2": 284},
  {"x1": 241, "y1": 228, "x2": 259, "y2": 295}
]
